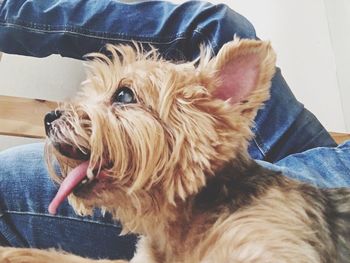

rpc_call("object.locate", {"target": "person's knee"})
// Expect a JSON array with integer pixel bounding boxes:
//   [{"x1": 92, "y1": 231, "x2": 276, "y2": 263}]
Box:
[
  {"x1": 193, "y1": 3, "x2": 257, "y2": 53},
  {"x1": 0, "y1": 143, "x2": 46, "y2": 182},
  {"x1": 216, "y1": 4, "x2": 256, "y2": 39}
]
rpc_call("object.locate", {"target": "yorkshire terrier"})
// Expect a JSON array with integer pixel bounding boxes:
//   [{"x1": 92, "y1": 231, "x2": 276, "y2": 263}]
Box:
[{"x1": 1, "y1": 38, "x2": 349, "y2": 263}]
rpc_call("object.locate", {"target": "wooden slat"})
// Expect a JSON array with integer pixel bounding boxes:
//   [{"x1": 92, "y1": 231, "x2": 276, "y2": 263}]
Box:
[
  {"x1": 0, "y1": 95, "x2": 57, "y2": 138},
  {"x1": 0, "y1": 95, "x2": 350, "y2": 144},
  {"x1": 330, "y1": 132, "x2": 350, "y2": 145}
]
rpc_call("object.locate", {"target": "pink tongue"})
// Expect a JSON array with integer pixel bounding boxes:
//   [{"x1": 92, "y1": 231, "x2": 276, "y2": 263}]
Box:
[{"x1": 48, "y1": 161, "x2": 90, "y2": 215}]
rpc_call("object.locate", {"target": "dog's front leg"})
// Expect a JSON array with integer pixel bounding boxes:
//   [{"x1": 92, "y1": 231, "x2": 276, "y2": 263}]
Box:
[
  {"x1": 0, "y1": 247, "x2": 128, "y2": 263},
  {"x1": 129, "y1": 236, "x2": 159, "y2": 263}
]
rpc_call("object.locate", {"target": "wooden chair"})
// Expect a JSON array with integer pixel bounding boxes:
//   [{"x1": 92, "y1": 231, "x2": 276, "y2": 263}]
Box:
[
  {"x1": 1, "y1": 95, "x2": 350, "y2": 144},
  {"x1": 0, "y1": 95, "x2": 57, "y2": 139}
]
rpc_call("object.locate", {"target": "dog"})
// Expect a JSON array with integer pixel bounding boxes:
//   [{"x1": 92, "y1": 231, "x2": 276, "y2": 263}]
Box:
[{"x1": 1, "y1": 38, "x2": 349, "y2": 263}]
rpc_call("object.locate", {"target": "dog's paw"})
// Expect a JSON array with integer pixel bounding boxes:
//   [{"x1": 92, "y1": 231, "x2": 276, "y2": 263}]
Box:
[
  {"x1": 0, "y1": 246, "x2": 77, "y2": 263},
  {"x1": 0, "y1": 246, "x2": 130, "y2": 263},
  {"x1": 0, "y1": 247, "x2": 37, "y2": 263}
]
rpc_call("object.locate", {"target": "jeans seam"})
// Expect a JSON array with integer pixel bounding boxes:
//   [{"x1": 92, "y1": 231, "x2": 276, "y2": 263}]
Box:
[
  {"x1": 0, "y1": 19, "x2": 189, "y2": 44},
  {"x1": 2, "y1": 211, "x2": 121, "y2": 229}
]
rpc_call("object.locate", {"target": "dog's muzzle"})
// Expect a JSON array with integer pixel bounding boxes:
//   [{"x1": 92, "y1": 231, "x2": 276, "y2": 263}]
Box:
[{"x1": 44, "y1": 110, "x2": 90, "y2": 160}]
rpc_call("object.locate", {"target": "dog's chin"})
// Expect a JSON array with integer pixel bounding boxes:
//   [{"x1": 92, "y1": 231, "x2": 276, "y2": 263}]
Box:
[{"x1": 49, "y1": 140, "x2": 103, "y2": 200}]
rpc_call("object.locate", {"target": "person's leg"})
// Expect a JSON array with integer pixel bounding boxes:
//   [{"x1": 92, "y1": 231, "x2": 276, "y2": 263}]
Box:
[
  {"x1": 0, "y1": 143, "x2": 136, "y2": 260},
  {"x1": 0, "y1": 0, "x2": 336, "y2": 161},
  {"x1": 0, "y1": 0, "x2": 256, "y2": 60},
  {"x1": 257, "y1": 140, "x2": 350, "y2": 188},
  {"x1": 248, "y1": 68, "x2": 337, "y2": 162}
]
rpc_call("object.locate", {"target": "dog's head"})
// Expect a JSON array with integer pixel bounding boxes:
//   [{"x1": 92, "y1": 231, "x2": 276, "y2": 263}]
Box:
[{"x1": 45, "y1": 39, "x2": 275, "y2": 229}]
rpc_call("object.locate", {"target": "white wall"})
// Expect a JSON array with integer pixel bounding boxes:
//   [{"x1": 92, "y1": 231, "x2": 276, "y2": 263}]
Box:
[
  {"x1": 0, "y1": 54, "x2": 84, "y2": 101},
  {"x1": 0, "y1": 55, "x2": 85, "y2": 150},
  {"x1": 220, "y1": 0, "x2": 346, "y2": 132},
  {"x1": 324, "y1": 0, "x2": 350, "y2": 131},
  {"x1": 0, "y1": 0, "x2": 349, "y2": 151}
]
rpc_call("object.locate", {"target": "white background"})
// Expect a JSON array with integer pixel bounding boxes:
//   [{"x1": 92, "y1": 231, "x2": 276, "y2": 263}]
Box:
[{"x1": 0, "y1": 0, "x2": 349, "y2": 150}]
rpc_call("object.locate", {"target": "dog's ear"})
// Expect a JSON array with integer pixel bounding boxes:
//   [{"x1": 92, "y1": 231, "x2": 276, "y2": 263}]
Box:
[{"x1": 210, "y1": 38, "x2": 276, "y2": 119}]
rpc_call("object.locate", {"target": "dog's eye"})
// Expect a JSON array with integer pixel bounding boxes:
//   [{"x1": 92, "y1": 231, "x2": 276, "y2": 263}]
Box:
[{"x1": 112, "y1": 87, "x2": 136, "y2": 104}]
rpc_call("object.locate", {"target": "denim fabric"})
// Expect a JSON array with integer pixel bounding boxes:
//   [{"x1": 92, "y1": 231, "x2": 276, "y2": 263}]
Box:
[
  {"x1": 257, "y1": 141, "x2": 350, "y2": 188},
  {"x1": 0, "y1": 0, "x2": 336, "y2": 161},
  {"x1": 0, "y1": 143, "x2": 137, "y2": 260},
  {"x1": 0, "y1": 0, "x2": 256, "y2": 60},
  {"x1": 0, "y1": 0, "x2": 344, "y2": 259}
]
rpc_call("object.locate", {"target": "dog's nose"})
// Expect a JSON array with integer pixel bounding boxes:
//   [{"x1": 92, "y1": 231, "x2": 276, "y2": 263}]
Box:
[{"x1": 44, "y1": 110, "x2": 63, "y2": 136}]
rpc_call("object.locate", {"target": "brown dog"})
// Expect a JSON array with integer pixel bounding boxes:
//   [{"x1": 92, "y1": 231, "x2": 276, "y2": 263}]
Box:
[{"x1": 1, "y1": 39, "x2": 349, "y2": 263}]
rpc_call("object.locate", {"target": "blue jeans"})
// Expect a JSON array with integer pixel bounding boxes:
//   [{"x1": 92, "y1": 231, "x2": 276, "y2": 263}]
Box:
[{"x1": 0, "y1": 0, "x2": 347, "y2": 260}]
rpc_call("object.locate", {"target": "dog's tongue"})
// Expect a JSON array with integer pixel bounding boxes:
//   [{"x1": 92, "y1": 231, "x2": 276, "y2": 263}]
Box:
[{"x1": 48, "y1": 161, "x2": 90, "y2": 215}]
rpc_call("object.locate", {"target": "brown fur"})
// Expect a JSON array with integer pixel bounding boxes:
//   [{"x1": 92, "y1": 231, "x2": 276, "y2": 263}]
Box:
[{"x1": 1, "y1": 38, "x2": 350, "y2": 263}]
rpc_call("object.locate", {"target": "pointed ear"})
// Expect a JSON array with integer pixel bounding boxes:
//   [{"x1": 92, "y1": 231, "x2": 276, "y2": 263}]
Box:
[{"x1": 211, "y1": 38, "x2": 276, "y2": 117}]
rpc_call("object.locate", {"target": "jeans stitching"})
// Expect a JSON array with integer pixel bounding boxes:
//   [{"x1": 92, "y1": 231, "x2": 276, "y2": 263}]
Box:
[
  {"x1": 0, "y1": 21, "x2": 189, "y2": 45},
  {"x1": 0, "y1": 19, "x2": 188, "y2": 43},
  {"x1": 2, "y1": 211, "x2": 121, "y2": 228}
]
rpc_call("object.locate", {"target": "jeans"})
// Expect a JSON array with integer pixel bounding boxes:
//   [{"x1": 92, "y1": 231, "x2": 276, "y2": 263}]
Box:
[{"x1": 0, "y1": 0, "x2": 347, "y2": 260}]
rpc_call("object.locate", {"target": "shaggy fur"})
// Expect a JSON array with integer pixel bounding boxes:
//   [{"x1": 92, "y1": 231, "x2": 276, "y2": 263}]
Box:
[{"x1": 1, "y1": 38, "x2": 350, "y2": 262}]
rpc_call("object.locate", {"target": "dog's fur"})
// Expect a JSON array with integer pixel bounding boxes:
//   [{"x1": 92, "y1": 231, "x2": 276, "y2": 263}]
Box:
[{"x1": 1, "y1": 39, "x2": 350, "y2": 263}]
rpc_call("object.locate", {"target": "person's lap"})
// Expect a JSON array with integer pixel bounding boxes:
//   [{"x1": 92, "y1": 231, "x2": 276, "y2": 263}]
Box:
[
  {"x1": 1, "y1": 140, "x2": 350, "y2": 259},
  {"x1": 0, "y1": 0, "x2": 337, "y2": 160},
  {"x1": 0, "y1": 143, "x2": 136, "y2": 260}
]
